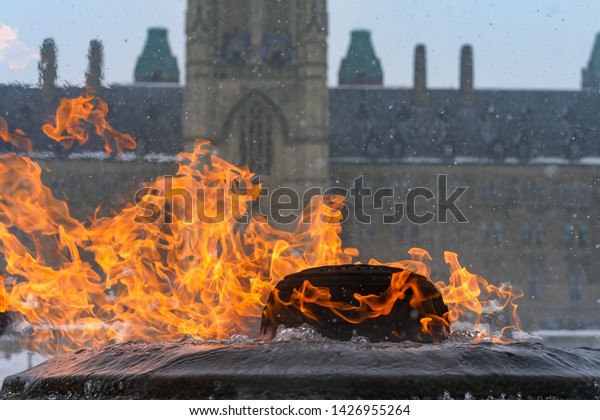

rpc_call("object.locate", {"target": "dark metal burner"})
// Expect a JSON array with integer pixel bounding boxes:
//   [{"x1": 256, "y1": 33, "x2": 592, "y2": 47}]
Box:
[{"x1": 260, "y1": 264, "x2": 449, "y2": 343}]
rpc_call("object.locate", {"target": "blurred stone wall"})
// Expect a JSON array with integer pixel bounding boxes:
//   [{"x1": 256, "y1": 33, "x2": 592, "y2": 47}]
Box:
[
  {"x1": 37, "y1": 158, "x2": 178, "y2": 220},
  {"x1": 331, "y1": 162, "x2": 600, "y2": 331}
]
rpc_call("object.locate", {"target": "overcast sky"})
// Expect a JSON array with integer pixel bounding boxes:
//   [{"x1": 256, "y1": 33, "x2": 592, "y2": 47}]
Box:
[{"x1": 1, "y1": 0, "x2": 599, "y2": 90}]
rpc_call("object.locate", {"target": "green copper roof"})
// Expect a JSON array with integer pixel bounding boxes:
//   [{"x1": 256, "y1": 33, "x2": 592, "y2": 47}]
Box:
[
  {"x1": 134, "y1": 28, "x2": 179, "y2": 83},
  {"x1": 587, "y1": 32, "x2": 600, "y2": 78},
  {"x1": 338, "y1": 30, "x2": 383, "y2": 85}
]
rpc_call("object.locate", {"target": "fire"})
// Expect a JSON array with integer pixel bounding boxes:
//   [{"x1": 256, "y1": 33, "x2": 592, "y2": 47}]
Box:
[
  {"x1": 42, "y1": 95, "x2": 136, "y2": 154},
  {"x1": 268, "y1": 248, "x2": 520, "y2": 343},
  {"x1": 266, "y1": 267, "x2": 450, "y2": 342},
  {"x1": 0, "y1": 95, "x2": 522, "y2": 354},
  {"x1": 384, "y1": 249, "x2": 522, "y2": 342},
  {"x1": 438, "y1": 251, "x2": 522, "y2": 337},
  {"x1": 0, "y1": 116, "x2": 32, "y2": 152}
]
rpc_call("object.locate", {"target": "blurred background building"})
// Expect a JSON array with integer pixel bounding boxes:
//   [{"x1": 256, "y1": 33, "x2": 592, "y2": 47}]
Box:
[{"x1": 0, "y1": 0, "x2": 599, "y2": 329}]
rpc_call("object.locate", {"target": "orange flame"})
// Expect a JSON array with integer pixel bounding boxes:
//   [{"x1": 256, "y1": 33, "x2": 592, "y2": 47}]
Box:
[
  {"x1": 0, "y1": 137, "x2": 356, "y2": 353},
  {"x1": 437, "y1": 251, "x2": 522, "y2": 343},
  {"x1": 0, "y1": 275, "x2": 7, "y2": 313},
  {"x1": 0, "y1": 116, "x2": 32, "y2": 152},
  {"x1": 384, "y1": 249, "x2": 522, "y2": 342},
  {"x1": 0, "y1": 97, "x2": 523, "y2": 354},
  {"x1": 42, "y1": 95, "x2": 136, "y2": 154},
  {"x1": 267, "y1": 268, "x2": 450, "y2": 340},
  {"x1": 268, "y1": 248, "x2": 521, "y2": 343}
]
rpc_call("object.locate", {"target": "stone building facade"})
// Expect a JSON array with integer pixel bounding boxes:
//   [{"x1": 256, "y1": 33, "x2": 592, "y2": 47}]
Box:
[{"x1": 329, "y1": 38, "x2": 600, "y2": 330}]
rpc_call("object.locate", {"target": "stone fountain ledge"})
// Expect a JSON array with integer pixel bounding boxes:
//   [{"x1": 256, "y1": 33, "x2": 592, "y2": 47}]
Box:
[{"x1": 2, "y1": 340, "x2": 600, "y2": 399}]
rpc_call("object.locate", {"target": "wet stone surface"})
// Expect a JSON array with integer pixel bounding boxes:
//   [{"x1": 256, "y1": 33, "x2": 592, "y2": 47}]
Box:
[{"x1": 2, "y1": 336, "x2": 600, "y2": 399}]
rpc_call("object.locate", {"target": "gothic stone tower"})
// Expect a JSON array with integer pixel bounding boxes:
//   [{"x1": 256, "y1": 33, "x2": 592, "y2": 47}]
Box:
[{"x1": 184, "y1": 0, "x2": 328, "y2": 188}]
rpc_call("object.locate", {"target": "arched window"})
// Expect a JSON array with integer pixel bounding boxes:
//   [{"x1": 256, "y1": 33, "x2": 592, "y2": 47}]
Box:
[
  {"x1": 480, "y1": 222, "x2": 489, "y2": 244},
  {"x1": 239, "y1": 100, "x2": 273, "y2": 175},
  {"x1": 535, "y1": 221, "x2": 545, "y2": 246},
  {"x1": 494, "y1": 221, "x2": 504, "y2": 246},
  {"x1": 519, "y1": 182, "x2": 528, "y2": 202},
  {"x1": 224, "y1": 92, "x2": 285, "y2": 177},
  {"x1": 521, "y1": 220, "x2": 532, "y2": 247},
  {"x1": 578, "y1": 222, "x2": 589, "y2": 247},
  {"x1": 220, "y1": 31, "x2": 252, "y2": 65},
  {"x1": 538, "y1": 183, "x2": 547, "y2": 201},
  {"x1": 261, "y1": 32, "x2": 293, "y2": 66},
  {"x1": 578, "y1": 182, "x2": 590, "y2": 204}
]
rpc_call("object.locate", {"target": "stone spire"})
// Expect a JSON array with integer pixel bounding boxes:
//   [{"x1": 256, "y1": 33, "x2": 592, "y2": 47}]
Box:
[
  {"x1": 338, "y1": 30, "x2": 383, "y2": 85},
  {"x1": 85, "y1": 39, "x2": 103, "y2": 95},
  {"x1": 459, "y1": 45, "x2": 474, "y2": 106},
  {"x1": 134, "y1": 28, "x2": 179, "y2": 83},
  {"x1": 412, "y1": 44, "x2": 427, "y2": 106},
  {"x1": 582, "y1": 32, "x2": 600, "y2": 90},
  {"x1": 38, "y1": 38, "x2": 57, "y2": 104}
]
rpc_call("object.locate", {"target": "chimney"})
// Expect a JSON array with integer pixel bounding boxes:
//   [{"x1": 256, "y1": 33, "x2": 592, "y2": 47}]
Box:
[
  {"x1": 412, "y1": 44, "x2": 427, "y2": 106},
  {"x1": 459, "y1": 45, "x2": 474, "y2": 106}
]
